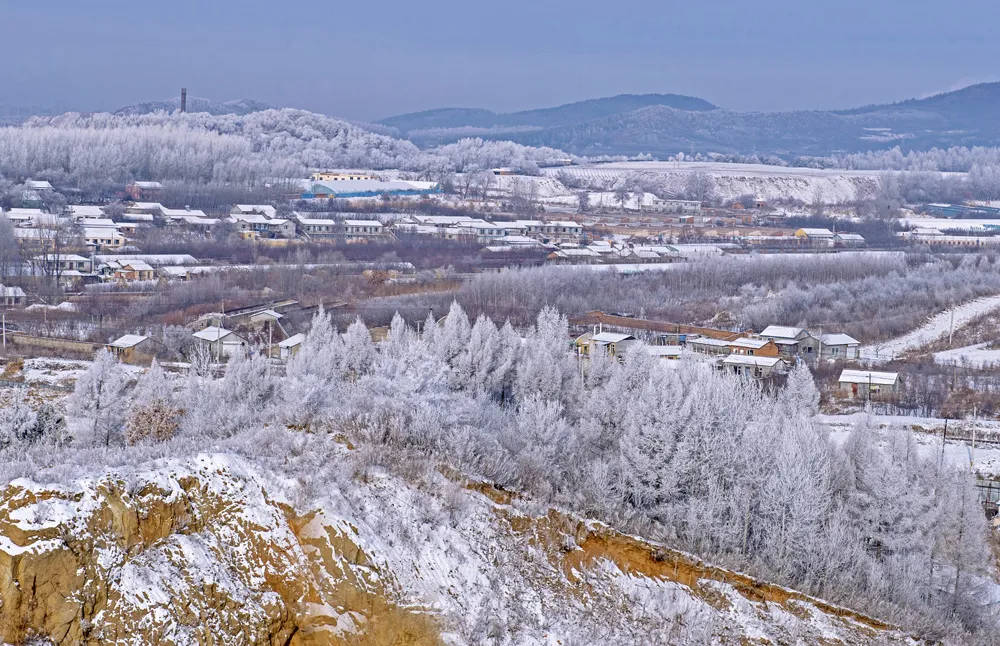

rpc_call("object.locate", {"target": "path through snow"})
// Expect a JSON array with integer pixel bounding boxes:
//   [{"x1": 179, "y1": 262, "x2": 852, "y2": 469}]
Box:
[{"x1": 860, "y1": 293, "x2": 1000, "y2": 363}]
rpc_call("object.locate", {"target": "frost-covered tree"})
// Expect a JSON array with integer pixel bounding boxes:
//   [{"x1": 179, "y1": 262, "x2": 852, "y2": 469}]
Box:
[
  {"x1": 0, "y1": 391, "x2": 37, "y2": 450},
  {"x1": 342, "y1": 318, "x2": 376, "y2": 380},
  {"x1": 68, "y1": 349, "x2": 129, "y2": 447},
  {"x1": 284, "y1": 306, "x2": 345, "y2": 426}
]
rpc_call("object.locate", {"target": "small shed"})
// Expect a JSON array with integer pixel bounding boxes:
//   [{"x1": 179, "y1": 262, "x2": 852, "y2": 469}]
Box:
[
  {"x1": 278, "y1": 333, "x2": 306, "y2": 360},
  {"x1": 722, "y1": 355, "x2": 785, "y2": 378},
  {"x1": 588, "y1": 332, "x2": 638, "y2": 359},
  {"x1": 820, "y1": 334, "x2": 861, "y2": 361},
  {"x1": 838, "y1": 370, "x2": 900, "y2": 398},
  {"x1": 107, "y1": 334, "x2": 153, "y2": 363},
  {"x1": 193, "y1": 326, "x2": 247, "y2": 359}
]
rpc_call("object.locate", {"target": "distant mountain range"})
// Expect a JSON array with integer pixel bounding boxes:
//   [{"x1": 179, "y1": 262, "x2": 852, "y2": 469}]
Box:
[
  {"x1": 115, "y1": 97, "x2": 275, "y2": 116},
  {"x1": 379, "y1": 83, "x2": 1000, "y2": 158},
  {"x1": 379, "y1": 94, "x2": 717, "y2": 135},
  {"x1": 113, "y1": 83, "x2": 1000, "y2": 158}
]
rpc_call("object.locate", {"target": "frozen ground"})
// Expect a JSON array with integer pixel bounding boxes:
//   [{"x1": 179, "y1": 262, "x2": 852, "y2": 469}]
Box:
[
  {"x1": 934, "y1": 342, "x2": 1000, "y2": 369},
  {"x1": 860, "y1": 294, "x2": 1000, "y2": 363},
  {"x1": 819, "y1": 413, "x2": 1000, "y2": 477}
]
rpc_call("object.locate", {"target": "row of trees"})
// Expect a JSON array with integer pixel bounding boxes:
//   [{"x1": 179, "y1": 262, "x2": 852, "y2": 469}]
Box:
[
  {"x1": 7, "y1": 302, "x2": 993, "y2": 640},
  {"x1": 369, "y1": 253, "x2": 1000, "y2": 343}
]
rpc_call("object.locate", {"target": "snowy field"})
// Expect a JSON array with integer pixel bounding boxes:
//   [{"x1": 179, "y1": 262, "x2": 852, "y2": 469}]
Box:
[
  {"x1": 934, "y1": 342, "x2": 1000, "y2": 369},
  {"x1": 820, "y1": 413, "x2": 1000, "y2": 477},
  {"x1": 860, "y1": 293, "x2": 1000, "y2": 363}
]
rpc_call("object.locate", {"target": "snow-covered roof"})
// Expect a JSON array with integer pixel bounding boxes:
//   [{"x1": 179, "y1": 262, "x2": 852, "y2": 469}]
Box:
[
  {"x1": 554, "y1": 248, "x2": 599, "y2": 257},
  {"x1": 193, "y1": 326, "x2": 236, "y2": 342},
  {"x1": 760, "y1": 325, "x2": 805, "y2": 340},
  {"x1": 77, "y1": 218, "x2": 118, "y2": 228},
  {"x1": 344, "y1": 220, "x2": 383, "y2": 227},
  {"x1": 69, "y1": 205, "x2": 105, "y2": 217},
  {"x1": 278, "y1": 333, "x2": 306, "y2": 348},
  {"x1": 121, "y1": 260, "x2": 154, "y2": 271},
  {"x1": 722, "y1": 355, "x2": 783, "y2": 368},
  {"x1": 591, "y1": 332, "x2": 635, "y2": 343},
  {"x1": 729, "y1": 337, "x2": 771, "y2": 349},
  {"x1": 251, "y1": 309, "x2": 283, "y2": 320},
  {"x1": 131, "y1": 181, "x2": 163, "y2": 189},
  {"x1": 688, "y1": 337, "x2": 731, "y2": 347},
  {"x1": 839, "y1": 370, "x2": 899, "y2": 386},
  {"x1": 821, "y1": 333, "x2": 860, "y2": 346},
  {"x1": 109, "y1": 334, "x2": 148, "y2": 349},
  {"x1": 798, "y1": 228, "x2": 835, "y2": 237},
  {"x1": 229, "y1": 213, "x2": 270, "y2": 225},
  {"x1": 162, "y1": 207, "x2": 207, "y2": 218},
  {"x1": 644, "y1": 346, "x2": 683, "y2": 357},
  {"x1": 84, "y1": 228, "x2": 125, "y2": 239},
  {"x1": 26, "y1": 180, "x2": 53, "y2": 190},
  {"x1": 298, "y1": 217, "x2": 337, "y2": 226},
  {"x1": 835, "y1": 233, "x2": 865, "y2": 241},
  {"x1": 233, "y1": 204, "x2": 276, "y2": 217},
  {"x1": 0, "y1": 285, "x2": 26, "y2": 298},
  {"x1": 172, "y1": 216, "x2": 218, "y2": 226}
]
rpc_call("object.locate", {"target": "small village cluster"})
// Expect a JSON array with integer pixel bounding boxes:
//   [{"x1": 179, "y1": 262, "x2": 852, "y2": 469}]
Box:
[{"x1": 572, "y1": 311, "x2": 900, "y2": 399}]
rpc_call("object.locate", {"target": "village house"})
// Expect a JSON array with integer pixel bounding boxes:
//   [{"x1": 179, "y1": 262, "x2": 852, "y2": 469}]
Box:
[
  {"x1": 721, "y1": 355, "x2": 786, "y2": 378},
  {"x1": 838, "y1": 370, "x2": 900, "y2": 398},
  {"x1": 228, "y1": 212, "x2": 271, "y2": 236},
  {"x1": 834, "y1": 232, "x2": 866, "y2": 247},
  {"x1": 795, "y1": 228, "x2": 836, "y2": 246},
  {"x1": 643, "y1": 345, "x2": 683, "y2": 360},
  {"x1": 728, "y1": 337, "x2": 780, "y2": 357},
  {"x1": 102, "y1": 259, "x2": 155, "y2": 282},
  {"x1": 343, "y1": 220, "x2": 385, "y2": 241},
  {"x1": 759, "y1": 326, "x2": 816, "y2": 357},
  {"x1": 35, "y1": 254, "x2": 93, "y2": 273},
  {"x1": 125, "y1": 181, "x2": 164, "y2": 201},
  {"x1": 267, "y1": 219, "x2": 296, "y2": 238},
  {"x1": 0, "y1": 285, "x2": 26, "y2": 307},
  {"x1": 107, "y1": 334, "x2": 156, "y2": 364},
  {"x1": 576, "y1": 331, "x2": 639, "y2": 359},
  {"x1": 688, "y1": 337, "x2": 732, "y2": 356},
  {"x1": 296, "y1": 216, "x2": 339, "y2": 236},
  {"x1": 819, "y1": 333, "x2": 861, "y2": 360},
  {"x1": 231, "y1": 204, "x2": 277, "y2": 219},
  {"x1": 84, "y1": 227, "x2": 125, "y2": 250},
  {"x1": 192, "y1": 326, "x2": 247, "y2": 359}
]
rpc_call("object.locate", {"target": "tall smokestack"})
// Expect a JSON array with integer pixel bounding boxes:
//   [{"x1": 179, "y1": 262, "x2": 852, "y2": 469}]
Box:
[{"x1": 180, "y1": 88, "x2": 187, "y2": 113}]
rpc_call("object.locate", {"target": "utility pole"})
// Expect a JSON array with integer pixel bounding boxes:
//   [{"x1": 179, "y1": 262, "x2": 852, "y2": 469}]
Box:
[{"x1": 949, "y1": 304, "x2": 955, "y2": 347}]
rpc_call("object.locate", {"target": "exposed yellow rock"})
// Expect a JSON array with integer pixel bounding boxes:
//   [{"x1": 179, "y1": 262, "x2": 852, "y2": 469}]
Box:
[{"x1": 0, "y1": 458, "x2": 441, "y2": 646}]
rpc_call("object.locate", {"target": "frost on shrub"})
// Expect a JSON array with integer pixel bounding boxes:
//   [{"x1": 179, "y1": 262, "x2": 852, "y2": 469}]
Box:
[{"x1": 125, "y1": 400, "x2": 180, "y2": 445}]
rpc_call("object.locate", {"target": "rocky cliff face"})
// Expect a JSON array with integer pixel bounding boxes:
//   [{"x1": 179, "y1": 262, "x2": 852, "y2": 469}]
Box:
[
  {"x1": 0, "y1": 455, "x2": 919, "y2": 645},
  {"x1": 0, "y1": 456, "x2": 440, "y2": 646}
]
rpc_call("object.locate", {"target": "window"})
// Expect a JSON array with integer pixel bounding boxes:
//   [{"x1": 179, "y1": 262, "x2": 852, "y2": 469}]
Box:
[{"x1": 831, "y1": 347, "x2": 840, "y2": 356}]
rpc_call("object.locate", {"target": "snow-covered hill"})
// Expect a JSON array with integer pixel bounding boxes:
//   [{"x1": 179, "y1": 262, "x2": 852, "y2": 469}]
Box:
[{"x1": 0, "y1": 448, "x2": 920, "y2": 645}]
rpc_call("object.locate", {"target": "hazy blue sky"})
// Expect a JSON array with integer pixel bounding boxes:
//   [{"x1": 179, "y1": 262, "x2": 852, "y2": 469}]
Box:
[{"x1": 3, "y1": 0, "x2": 998, "y2": 120}]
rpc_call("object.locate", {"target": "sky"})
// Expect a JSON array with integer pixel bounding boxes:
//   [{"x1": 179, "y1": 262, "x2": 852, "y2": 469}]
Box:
[{"x1": 3, "y1": 0, "x2": 999, "y2": 121}]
